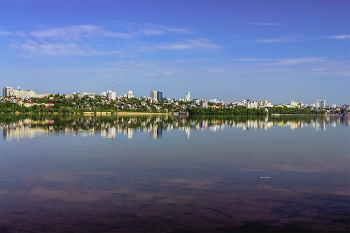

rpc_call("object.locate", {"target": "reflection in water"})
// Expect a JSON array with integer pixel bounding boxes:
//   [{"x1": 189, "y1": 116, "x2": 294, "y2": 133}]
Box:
[
  {"x1": 0, "y1": 114, "x2": 349, "y2": 232},
  {"x1": 1, "y1": 114, "x2": 348, "y2": 141}
]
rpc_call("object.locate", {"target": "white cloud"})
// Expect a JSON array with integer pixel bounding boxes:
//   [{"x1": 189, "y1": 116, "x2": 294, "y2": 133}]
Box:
[
  {"x1": 152, "y1": 39, "x2": 220, "y2": 51},
  {"x1": 30, "y1": 25, "x2": 132, "y2": 39},
  {"x1": 18, "y1": 40, "x2": 121, "y2": 56},
  {"x1": 136, "y1": 23, "x2": 193, "y2": 35},
  {"x1": 0, "y1": 31, "x2": 12, "y2": 36},
  {"x1": 326, "y1": 35, "x2": 350, "y2": 39},
  {"x1": 230, "y1": 57, "x2": 328, "y2": 65},
  {"x1": 230, "y1": 58, "x2": 275, "y2": 62},
  {"x1": 312, "y1": 68, "x2": 325, "y2": 72},
  {"x1": 256, "y1": 35, "x2": 311, "y2": 43},
  {"x1": 247, "y1": 22, "x2": 281, "y2": 26},
  {"x1": 273, "y1": 57, "x2": 328, "y2": 65},
  {"x1": 230, "y1": 57, "x2": 329, "y2": 66},
  {"x1": 2, "y1": 22, "x2": 212, "y2": 57}
]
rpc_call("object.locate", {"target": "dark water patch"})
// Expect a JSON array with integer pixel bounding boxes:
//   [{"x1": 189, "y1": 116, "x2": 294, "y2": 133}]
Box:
[
  {"x1": 272, "y1": 207, "x2": 304, "y2": 218},
  {"x1": 216, "y1": 221, "x2": 316, "y2": 233},
  {"x1": 205, "y1": 207, "x2": 234, "y2": 219},
  {"x1": 13, "y1": 211, "x2": 26, "y2": 215},
  {"x1": 0, "y1": 226, "x2": 13, "y2": 233}
]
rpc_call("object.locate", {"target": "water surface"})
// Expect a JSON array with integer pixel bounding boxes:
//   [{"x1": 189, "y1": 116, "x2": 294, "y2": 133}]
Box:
[{"x1": 1, "y1": 114, "x2": 349, "y2": 232}]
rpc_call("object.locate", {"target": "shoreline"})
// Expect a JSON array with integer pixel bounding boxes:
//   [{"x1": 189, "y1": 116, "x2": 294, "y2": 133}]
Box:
[{"x1": 117, "y1": 112, "x2": 169, "y2": 115}]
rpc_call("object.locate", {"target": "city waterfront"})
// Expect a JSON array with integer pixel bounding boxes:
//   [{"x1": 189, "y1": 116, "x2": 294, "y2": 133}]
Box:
[{"x1": 0, "y1": 114, "x2": 349, "y2": 232}]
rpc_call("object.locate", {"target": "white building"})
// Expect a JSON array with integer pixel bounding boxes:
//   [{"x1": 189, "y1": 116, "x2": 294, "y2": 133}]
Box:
[
  {"x1": 3, "y1": 86, "x2": 35, "y2": 99},
  {"x1": 290, "y1": 100, "x2": 298, "y2": 107},
  {"x1": 316, "y1": 100, "x2": 326, "y2": 109},
  {"x1": 193, "y1": 99, "x2": 200, "y2": 105},
  {"x1": 200, "y1": 99, "x2": 208, "y2": 108},
  {"x1": 246, "y1": 99, "x2": 258, "y2": 109},
  {"x1": 106, "y1": 90, "x2": 116, "y2": 100},
  {"x1": 185, "y1": 92, "x2": 190, "y2": 101},
  {"x1": 127, "y1": 91, "x2": 134, "y2": 98}
]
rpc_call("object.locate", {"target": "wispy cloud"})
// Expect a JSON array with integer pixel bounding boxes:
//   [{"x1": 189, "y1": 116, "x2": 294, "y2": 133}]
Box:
[
  {"x1": 6, "y1": 23, "x2": 203, "y2": 56},
  {"x1": 136, "y1": 23, "x2": 194, "y2": 36},
  {"x1": 231, "y1": 58, "x2": 275, "y2": 62},
  {"x1": 273, "y1": 57, "x2": 328, "y2": 65},
  {"x1": 325, "y1": 35, "x2": 350, "y2": 39},
  {"x1": 247, "y1": 22, "x2": 281, "y2": 26},
  {"x1": 0, "y1": 31, "x2": 12, "y2": 36},
  {"x1": 18, "y1": 23, "x2": 193, "y2": 41},
  {"x1": 4, "y1": 22, "x2": 221, "y2": 56},
  {"x1": 256, "y1": 35, "x2": 311, "y2": 43},
  {"x1": 151, "y1": 39, "x2": 221, "y2": 51},
  {"x1": 231, "y1": 57, "x2": 328, "y2": 65},
  {"x1": 312, "y1": 68, "x2": 325, "y2": 72},
  {"x1": 16, "y1": 40, "x2": 121, "y2": 56},
  {"x1": 30, "y1": 25, "x2": 132, "y2": 39}
]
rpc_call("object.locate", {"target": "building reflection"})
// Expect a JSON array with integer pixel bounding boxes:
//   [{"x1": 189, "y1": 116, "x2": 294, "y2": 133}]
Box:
[{"x1": 1, "y1": 115, "x2": 349, "y2": 141}]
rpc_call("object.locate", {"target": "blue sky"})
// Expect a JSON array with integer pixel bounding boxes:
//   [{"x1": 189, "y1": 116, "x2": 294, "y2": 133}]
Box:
[{"x1": 0, "y1": 0, "x2": 349, "y2": 105}]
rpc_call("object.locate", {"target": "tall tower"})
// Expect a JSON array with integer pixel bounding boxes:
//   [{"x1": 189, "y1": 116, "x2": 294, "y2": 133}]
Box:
[
  {"x1": 157, "y1": 91, "x2": 163, "y2": 100},
  {"x1": 106, "y1": 83, "x2": 116, "y2": 100},
  {"x1": 150, "y1": 90, "x2": 157, "y2": 100},
  {"x1": 185, "y1": 92, "x2": 190, "y2": 101}
]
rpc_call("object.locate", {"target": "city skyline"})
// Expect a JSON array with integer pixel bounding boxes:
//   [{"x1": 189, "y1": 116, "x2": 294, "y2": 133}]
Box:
[{"x1": 0, "y1": 0, "x2": 349, "y2": 105}]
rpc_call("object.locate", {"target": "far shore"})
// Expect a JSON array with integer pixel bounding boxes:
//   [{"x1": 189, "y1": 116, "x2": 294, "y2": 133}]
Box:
[{"x1": 116, "y1": 112, "x2": 169, "y2": 115}]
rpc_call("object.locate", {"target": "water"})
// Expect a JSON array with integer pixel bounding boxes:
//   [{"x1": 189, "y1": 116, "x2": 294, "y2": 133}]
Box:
[{"x1": 1, "y1": 114, "x2": 349, "y2": 232}]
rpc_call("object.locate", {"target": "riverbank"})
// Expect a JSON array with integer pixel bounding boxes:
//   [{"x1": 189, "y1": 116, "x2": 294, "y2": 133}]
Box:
[{"x1": 117, "y1": 112, "x2": 169, "y2": 115}]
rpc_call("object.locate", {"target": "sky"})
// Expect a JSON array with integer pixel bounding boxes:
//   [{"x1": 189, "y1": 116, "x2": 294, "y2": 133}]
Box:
[{"x1": 0, "y1": 0, "x2": 349, "y2": 105}]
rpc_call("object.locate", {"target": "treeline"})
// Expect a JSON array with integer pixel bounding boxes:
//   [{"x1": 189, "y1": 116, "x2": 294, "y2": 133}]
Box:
[
  {"x1": 188, "y1": 107, "x2": 325, "y2": 115},
  {"x1": 0, "y1": 102, "x2": 117, "y2": 113}
]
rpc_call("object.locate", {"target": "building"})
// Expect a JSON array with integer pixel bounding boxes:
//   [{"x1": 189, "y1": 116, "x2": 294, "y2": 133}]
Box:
[
  {"x1": 106, "y1": 90, "x2": 116, "y2": 100},
  {"x1": 246, "y1": 98, "x2": 258, "y2": 109},
  {"x1": 3, "y1": 86, "x2": 12, "y2": 97},
  {"x1": 150, "y1": 90, "x2": 157, "y2": 100},
  {"x1": 3, "y1": 86, "x2": 35, "y2": 99},
  {"x1": 185, "y1": 92, "x2": 190, "y2": 101},
  {"x1": 342, "y1": 105, "x2": 350, "y2": 110},
  {"x1": 157, "y1": 91, "x2": 163, "y2": 100},
  {"x1": 290, "y1": 100, "x2": 298, "y2": 107},
  {"x1": 127, "y1": 91, "x2": 134, "y2": 98},
  {"x1": 316, "y1": 100, "x2": 326, "y2": 109},
  {"x1": 200, "y1": 99, "x2": 208, "y2": 108}
]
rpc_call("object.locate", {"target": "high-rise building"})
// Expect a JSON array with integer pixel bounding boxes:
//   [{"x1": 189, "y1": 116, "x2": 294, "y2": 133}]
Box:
[
  {"x1": 185, "y1": 92, "x2": 190, "y2": 101},
  {"x1": 150, "y1": 90, "x2": 157, "y2": 100},
  {"x1": 106, "y1": 90, "x2": 116, "y2": 100},
  {"x1": 3, "y1": 86, "x2": 12, "y2": 97},
  {"x1": 3, "y1": 86, "x2": 35, "y2": 98},
  {"x1": 106, "y1": 84, "x2": 117, "y2": 100},
  {"x1": 157, "y1": 91, "x2": 163, "y2": 100},
  {"x1": 315, "y1": 100, "x2": 326, "y2": 109}
]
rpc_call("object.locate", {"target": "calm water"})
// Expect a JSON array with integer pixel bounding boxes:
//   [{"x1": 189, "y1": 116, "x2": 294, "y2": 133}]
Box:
[{"x1": 1, "y1": 114, "x2": 349, "y2": 232}]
